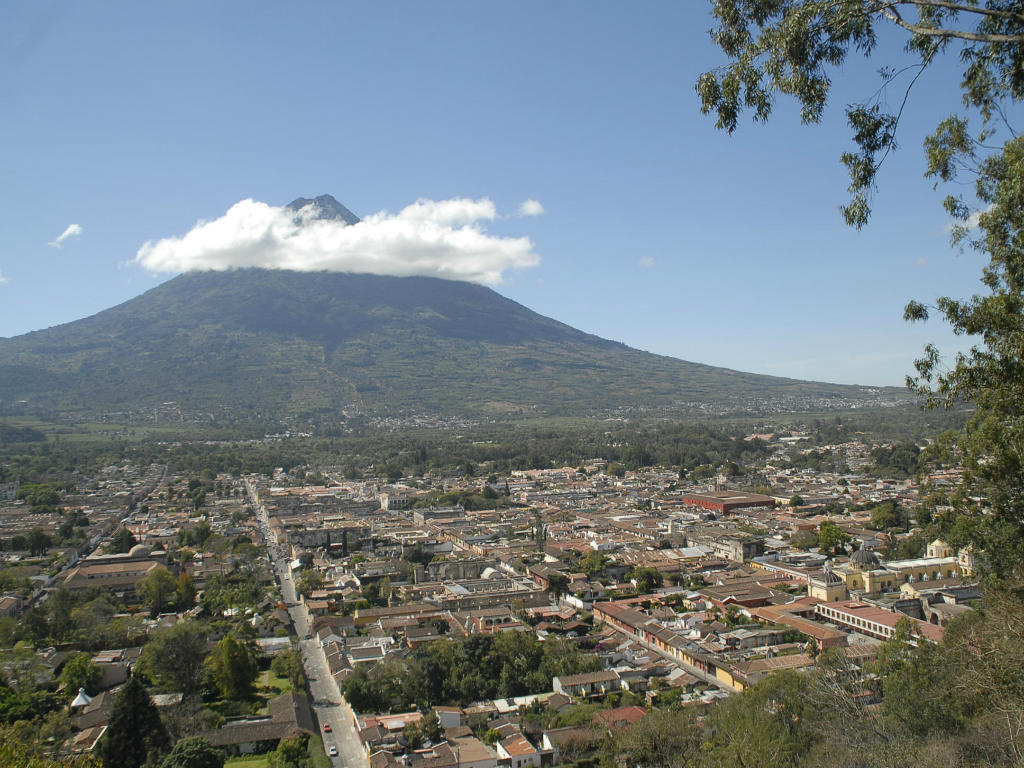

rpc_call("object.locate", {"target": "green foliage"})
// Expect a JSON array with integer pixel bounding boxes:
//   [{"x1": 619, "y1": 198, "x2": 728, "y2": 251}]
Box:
[
  {"x1": 870, "y1": 443, "x2": 922, "y2": 479},
  {"x1": 883, "y1": 531, "x2": 929, "y2": 561},
  {"x1": 58, "y1": 653, "x2": 102, "y2": 697},
  {"x1": 205, "y1": 633, "x2": 258, "y2": 701},
  {"x1": 295, "y1": 569, "x2": 323, "y2": 599},
  {"x1": 698, "y1": 0, "x2": 1024, "y2": 227},
  {"x1": 0, "y1": 683, "x2": 61, "y2": 727},
  {"x1": 547, "y1": 572, "x2": 569, "y2": 599},
  {"x1": 697, "y1": 0, "x2": 1024, "y2": 584},
  {"x1": 25, "y1": 529, "x2": 50, "y2": 558},
  {"x1": 0, "y1": 730, "x2": 100, "y2": 767},
  {"x1": 159, "y1": 736, "x2": 225, "y2": 768},
  {"x1": 138, "y1": 566, "x2": 178, "y2": 617},
  {"x1": 200, "y1": 571, "x2": 263, "y2": 614},
  {"x1": 176, "y1": 571, "x2": 197, "y2": 609},
  {"x1": 817, "y1": 521, "x2": 849, "y2": 553},
  {"x1": 98, "y1": 676, "x2": 170, "y2": 768},
  {"x1": 0, "y1": 425, "x2": 47, "y2": 446},
  {"x1": 16, "y1": 484, "x2": 60, "y2": 508},
  {"x1": 628, "y1": 567, "x2": 663, "y2": 594},
  {"x1": 909, "y1": 134, "x2": 1024, "y2": 579},
  {"x1": 342, "y1": 633, "x2": 599, "y2": 711},
  {"x1": 270, "y1": 648, "x2": 306, "y2": 691},
  {"x1": 790, "y1": 530, "x2": 819, "y2": 551},
  {"x1": 869, "y1": 500, "x2": 909, "y2": 532},
  {"x1": 108, "y1": 527, "x2": 138, "y2": 554},
  {"x1": 268, "y1": 735, "x2": 308, "y2": 768},
  {"x1": 137, "y1": 620, "x2": 209, "y2": 696},
  {"x1": 578, "y1": 551, "x2": 607, "y2": 577},
  {"x1": 178, "y1": 522, "x2": 212, "y2": 548}
]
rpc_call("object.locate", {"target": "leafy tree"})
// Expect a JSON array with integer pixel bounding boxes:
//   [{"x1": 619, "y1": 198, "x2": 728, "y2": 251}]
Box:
[
  {"x1": 421, "y1": 710, "x2": 442, "y2": 742},
  {"x1": 615, "y1": 708, "x2": 703, "y2": 768},
  {"x1": 97, "y1": 676, "x2": 169, "y2": 768},
  {"x1": 628, "y1": 566, "x2": 664, "y2": 594},
  {"x1": 175, "y1": 571, "x2": 197, "y2": 609},
  {"x1": 295, "y1": 568, "x2": 323, "y2": 598},
  {"x1": 268, "y1": 735, "x2": 307, "y2": 768},
  {"x1": 546, "y1": 572, "x2": 569, "y2": 599},
  {"x1": 58, "y1": 652, "x2": 102, "y2": 697},
  {"x1": 404, "y1": 720, "x2": 424, "y2": 750},
  {"x1": 205, "y1": 633, "x2": 258, "y2": 700},
  {"x1": 818, "y1": 521, "x2": 850, "y2": 553},
  {"x1": 270, "y1": 648, "x2": 306, "y2": 691},
  {"x1": 790, "y1": 530, "x2": 819, "y2": 551},
  {"x1": 698, "y1": 1, "x2": 1024, "y2": 227},
  {"x1": 869, "y1": 500, "x2": 905, "y2": 531},
  {"x1": 578, "y1": 551, "x2": 607, "y2": 577},
  {"x1": 108, "y1": 527, "x2": 138, "y2": 554},
  {"x1": 137, "y1": 620, "x2": 208, "y2": 696},
  {"x1": 138, "y1": 566, "x2": 178, "y2": 617},
  {"x1": 46, "y1": 586, "x2": 79, "y2": 643},
  {"x1": 697, "y1": 0, "x2": 1024, "y2": 581},
  {"x1": 0, "y1": 731, "x2": 100, "y2": 767},
  {"x1": 158, "y1": 736, "x2": 224, "y2": 768},
  {"x1": 26, "y1": 528, "x2": 50, "y2": 557},
  {"x1": 907, "y1": 136, "x2": 1024, "y2": 578},
  {"x1": 0, "y1": 642, "x2": 49, "y2": 694},
  {"x1": 789, "y1": 495, "x2": 804, "y2": 508}
]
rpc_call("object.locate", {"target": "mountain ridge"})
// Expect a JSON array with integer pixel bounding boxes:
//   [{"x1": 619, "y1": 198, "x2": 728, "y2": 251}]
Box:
[{"x1": 0, "y1": 267, "x2": 911, "y2": 425}]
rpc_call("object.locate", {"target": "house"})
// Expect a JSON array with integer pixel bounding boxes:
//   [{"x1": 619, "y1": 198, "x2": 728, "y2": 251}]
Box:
[
  {"x1": 552, "y1": 670, "x2": 620, "y2": 699},
  {"x1": 496, "y1": 734, "x2": 541, "y2": 768},
  {"x1": 593, "y1": 706, "x2": 646, "y2": 731},
  {"x1": 448, "y1": 735, "x2": 498, "y2": 768},
  {"x1": 433, "y1": 706, "x2": 462, "y2": 730},
  {"x1": 199, "y1": 691, "x2": 315, "y2": 755}
]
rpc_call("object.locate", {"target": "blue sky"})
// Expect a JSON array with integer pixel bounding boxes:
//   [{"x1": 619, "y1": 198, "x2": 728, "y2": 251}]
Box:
[{"x1": 0, "y1": 2, "x2": 1000, "y2": 386}]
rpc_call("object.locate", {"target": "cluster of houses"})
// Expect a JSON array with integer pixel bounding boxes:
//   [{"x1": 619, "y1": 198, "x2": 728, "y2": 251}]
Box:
[{"x1": 0, "y1": 430, "x2": 985, "y2": 763}]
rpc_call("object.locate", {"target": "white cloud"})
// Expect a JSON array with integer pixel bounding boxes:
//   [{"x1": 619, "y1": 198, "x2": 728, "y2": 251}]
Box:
[
  {"x1": 0, "y1": 271, "x2": 8, "y2": 284},
  {"x1": 517, "y1": 199, "x2": 545, "y2": 217},
  {"x1": 134, "y1": 197, "x2": 541, "y2": 285},
  {"x1": 945, "y1": 204, "x2": 993, "y2": 234},
  {"x1": 639, "y1": 256, "x2": 655, "y2": 268},
  {"x1": 49, "y1": 223, "x2": 82, "y2": 247}
]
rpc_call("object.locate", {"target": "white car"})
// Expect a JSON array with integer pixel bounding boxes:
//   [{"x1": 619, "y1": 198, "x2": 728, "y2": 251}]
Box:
[{"x1": 328, "y1": 746, "x2": 339, "y2": 757}]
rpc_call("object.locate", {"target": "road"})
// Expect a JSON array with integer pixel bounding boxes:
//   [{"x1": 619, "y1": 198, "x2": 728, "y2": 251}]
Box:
[{"x1": 247, "y1": 480, "x2": 368, "y2": 768}]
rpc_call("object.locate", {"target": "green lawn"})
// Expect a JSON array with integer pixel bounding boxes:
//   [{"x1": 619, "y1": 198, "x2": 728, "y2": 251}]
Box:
[
  {"x1": 263, "y1": 668, "x2": 292, "y2": 694},
  {"x1": 225, "y1": 755, "x2": 270, "y2": 768}
]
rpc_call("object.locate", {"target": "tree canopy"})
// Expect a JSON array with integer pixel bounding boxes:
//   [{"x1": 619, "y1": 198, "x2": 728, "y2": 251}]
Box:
[
  {"x1": 97, "y1": 676, "x2": 169, "y2": 768},
  {"x1": 700, "y1": 0, "x2": 1024, "y2": 580},
  {"x1": 697, "y1": 0, "x2": 1024, "y2": 227}
]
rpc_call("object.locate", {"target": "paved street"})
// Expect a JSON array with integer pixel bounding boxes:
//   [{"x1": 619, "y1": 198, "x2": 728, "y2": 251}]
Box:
[{"x1": 248, "y1": 481, "x2": 368, "y2": 768}]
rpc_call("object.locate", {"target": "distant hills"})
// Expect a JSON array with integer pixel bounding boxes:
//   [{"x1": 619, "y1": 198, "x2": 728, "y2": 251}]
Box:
[{"x1": 0, "y1": 197, "x2": 912, "y2": 427}]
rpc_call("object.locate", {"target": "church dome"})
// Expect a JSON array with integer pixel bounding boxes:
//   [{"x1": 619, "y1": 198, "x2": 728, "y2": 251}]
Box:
[
  {"x1": 821, "y1": 560, "x2": 843, "y2": 585},
  {"x1": 128, "y1": 543, "x2": 151, "y2": 558},
  {"x1": 850, "y1": 548, "x2": 880, "y2": 569}
]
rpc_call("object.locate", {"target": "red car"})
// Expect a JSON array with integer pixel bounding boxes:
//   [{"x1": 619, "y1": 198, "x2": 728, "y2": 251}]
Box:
[{"x1": 323, "y1": 723, "x2": 332, "y2": 733}]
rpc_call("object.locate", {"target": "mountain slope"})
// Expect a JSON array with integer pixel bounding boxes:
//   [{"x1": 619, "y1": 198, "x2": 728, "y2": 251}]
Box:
[{"x1": 0, "y1": 268, "x2": 908, "y2": 424}]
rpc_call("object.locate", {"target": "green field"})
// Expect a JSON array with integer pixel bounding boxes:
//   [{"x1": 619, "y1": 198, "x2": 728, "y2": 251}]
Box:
[{"x1": 225, "y1": 755, "x2": 269, "y2": 768}]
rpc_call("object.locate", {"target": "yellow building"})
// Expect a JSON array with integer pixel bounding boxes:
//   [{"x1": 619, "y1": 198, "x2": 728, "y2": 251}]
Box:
[
  {"x1": 807, "y1": 560, "x2": 848, "y2": 602},
  {"x1": 833, "y1": 540, "x2": 967, "y2": 596}
]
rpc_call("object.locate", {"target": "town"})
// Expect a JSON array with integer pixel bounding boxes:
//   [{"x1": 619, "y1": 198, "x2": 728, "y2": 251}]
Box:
[{"x1": 0, "y1": 426, "x2": 984, "y2": 767}]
